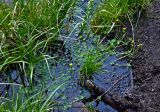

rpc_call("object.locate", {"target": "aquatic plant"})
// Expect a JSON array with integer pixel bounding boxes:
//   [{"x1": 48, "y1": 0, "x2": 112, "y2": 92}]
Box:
[
  {"x1": 79, "y1": 50, "x2": 103, "y2": 79},
  {"x1": 77, "y1": 34, "x2": 134, "y2": 80},
  {"x1": 0, "y1": 0, "x2": 77, "y2": 81},
  {"x1": 0, "y1": 75, "x2": 69, "y2": 112},
  {"x1": 0, "y1": 0, "x2": 150, "y2": 111}
]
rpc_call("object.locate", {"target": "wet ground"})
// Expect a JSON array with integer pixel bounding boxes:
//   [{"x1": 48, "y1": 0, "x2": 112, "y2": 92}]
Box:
[
  {"x1": 0, "y1": 0, "x2": 133, "y2": 112},
  {"x1": 131, "y1": 0, "x2": 160, "y2": 112},
  {"x1": 1, "y1": 0, "x2": 159, "y2": 111}
]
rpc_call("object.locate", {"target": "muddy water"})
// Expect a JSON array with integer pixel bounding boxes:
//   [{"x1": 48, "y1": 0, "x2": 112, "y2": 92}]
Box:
[{"x1": 0, "y1": 0, "x2": 133, "y2": 112}]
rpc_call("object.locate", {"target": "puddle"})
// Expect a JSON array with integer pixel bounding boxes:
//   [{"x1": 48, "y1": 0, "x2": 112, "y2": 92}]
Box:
[
  {"x1": 1, "y1": 0, "x2": 12, "y2": 4},
  {"x1": 0, "y1": 0, "x2": 133, "y2": 112}
]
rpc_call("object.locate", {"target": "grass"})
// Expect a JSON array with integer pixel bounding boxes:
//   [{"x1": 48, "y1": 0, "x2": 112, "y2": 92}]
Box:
[
  {"x1": 0, "y1": 0, "x2": 151, "y2": 111},
  {"x1": 79, "y1": 51, "x2": 103, "y2": 79},
  {"x1": 0, "y1": 0, "x2": 78, "y2": 110},
  {"x1": 0, "y1": 0, "x2": 77, "y2": 82},
  {"x1": 78, "y1": 36, "x2": 134, "y2": 79},
  {"x1": 91, "y1": 0, "x2": 151, "y2": 35},
  {"x1": 0, "y1": 74, "x2": 69, "y2": 112}
]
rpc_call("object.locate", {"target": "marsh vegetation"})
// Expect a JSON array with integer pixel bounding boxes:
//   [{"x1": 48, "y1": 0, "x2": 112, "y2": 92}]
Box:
[{"x1": 0, "y1": 0, "x2": 150, "y2": 111}]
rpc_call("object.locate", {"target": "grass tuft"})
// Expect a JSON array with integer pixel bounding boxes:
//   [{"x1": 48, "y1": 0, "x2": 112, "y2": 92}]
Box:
[
  {"x1": 0, "y1": 0, "x2": 77, "y2": 82},
  {"x1": 91, "y1": 0, "x2": 151, "y2": 35}
]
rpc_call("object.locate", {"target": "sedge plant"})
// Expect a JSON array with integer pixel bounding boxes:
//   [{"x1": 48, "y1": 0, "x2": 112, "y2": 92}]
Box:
[
  {"x1": 91, "y1": 0, "x2": 151, "y2": 35},
  {"x1": 79, "y1": 50, "x2": 103, "y2": 79},
  {"x1": 0, "y1": 74, "x2": 69, "y2": 112},
  {"x1": 0, "y1": 0, "x2": 77, "y2": 82}
]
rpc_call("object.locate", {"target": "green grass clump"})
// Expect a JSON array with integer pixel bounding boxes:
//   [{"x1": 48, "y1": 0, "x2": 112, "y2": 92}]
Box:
[
  {"x1": 0, "y1": 91, "x2": 55, "y2": 112},
  {"x1": 1, "y1": 0, "x2": 76, "y2": 37},
  {"x1": 80, "y1": 51, "x2": 103, "y2": 79},
  {"x1": 91, "y1": 0, "x2": 150, "y2": 35},
  {"x1": 0, "y1": 75, "x2": 69, "y2": 112},
  {"x1": 0, "y1": 0, "x2": 77, "y2": 81}
]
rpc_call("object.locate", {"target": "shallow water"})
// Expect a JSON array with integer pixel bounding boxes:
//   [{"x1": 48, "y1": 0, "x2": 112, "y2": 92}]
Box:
[
  {"x1": 52, "y1": 0, "x2": 132, "y2": 111},
  {"x1": 0, "y1": 0, "x2": 133, "y2": 112}
]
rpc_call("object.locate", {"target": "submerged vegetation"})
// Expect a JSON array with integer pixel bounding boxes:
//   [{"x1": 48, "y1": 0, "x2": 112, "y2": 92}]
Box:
[{"x1": 0, "y1": 0, "x2": 151, "y2": 111}]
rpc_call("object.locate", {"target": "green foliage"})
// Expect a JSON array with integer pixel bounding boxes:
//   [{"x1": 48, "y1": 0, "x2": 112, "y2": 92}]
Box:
[
  {"x1": 91, "y1": 0, "x2": 151, "y2": 35},
  {"x1": 77, "y1": 34, "x2": 134, "y2": 80},
  {"x1": 0, "y1": 0, "x2": 147, "y2": 111},
  {"x1": 1, "y1": 0, "x2": 76, "y2": 37},
  {"x1": 79, "y1": 50, "x2": 103, "y2": 79},
  {"x1": 0, "y1": 75, "x2": 69, "y2": 112},
  {"x1": 0, "y1": 0, "x2": 77, "y2": 81}
]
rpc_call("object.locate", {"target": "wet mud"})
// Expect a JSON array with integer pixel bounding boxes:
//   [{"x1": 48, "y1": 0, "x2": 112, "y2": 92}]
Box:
[{"x1": 131, "y1": 0, "x2": 160, "y2": 112}]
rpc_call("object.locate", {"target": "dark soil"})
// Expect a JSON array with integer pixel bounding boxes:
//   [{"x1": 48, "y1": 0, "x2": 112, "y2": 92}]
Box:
[{"x1": 131, "y1": 0, "x2": 160, "y2": 112}]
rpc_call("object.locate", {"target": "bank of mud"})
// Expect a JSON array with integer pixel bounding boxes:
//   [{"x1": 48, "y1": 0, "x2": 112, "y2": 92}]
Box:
[{"x1": 131, "y1": 0, "x2": 160, "y2": 112}]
